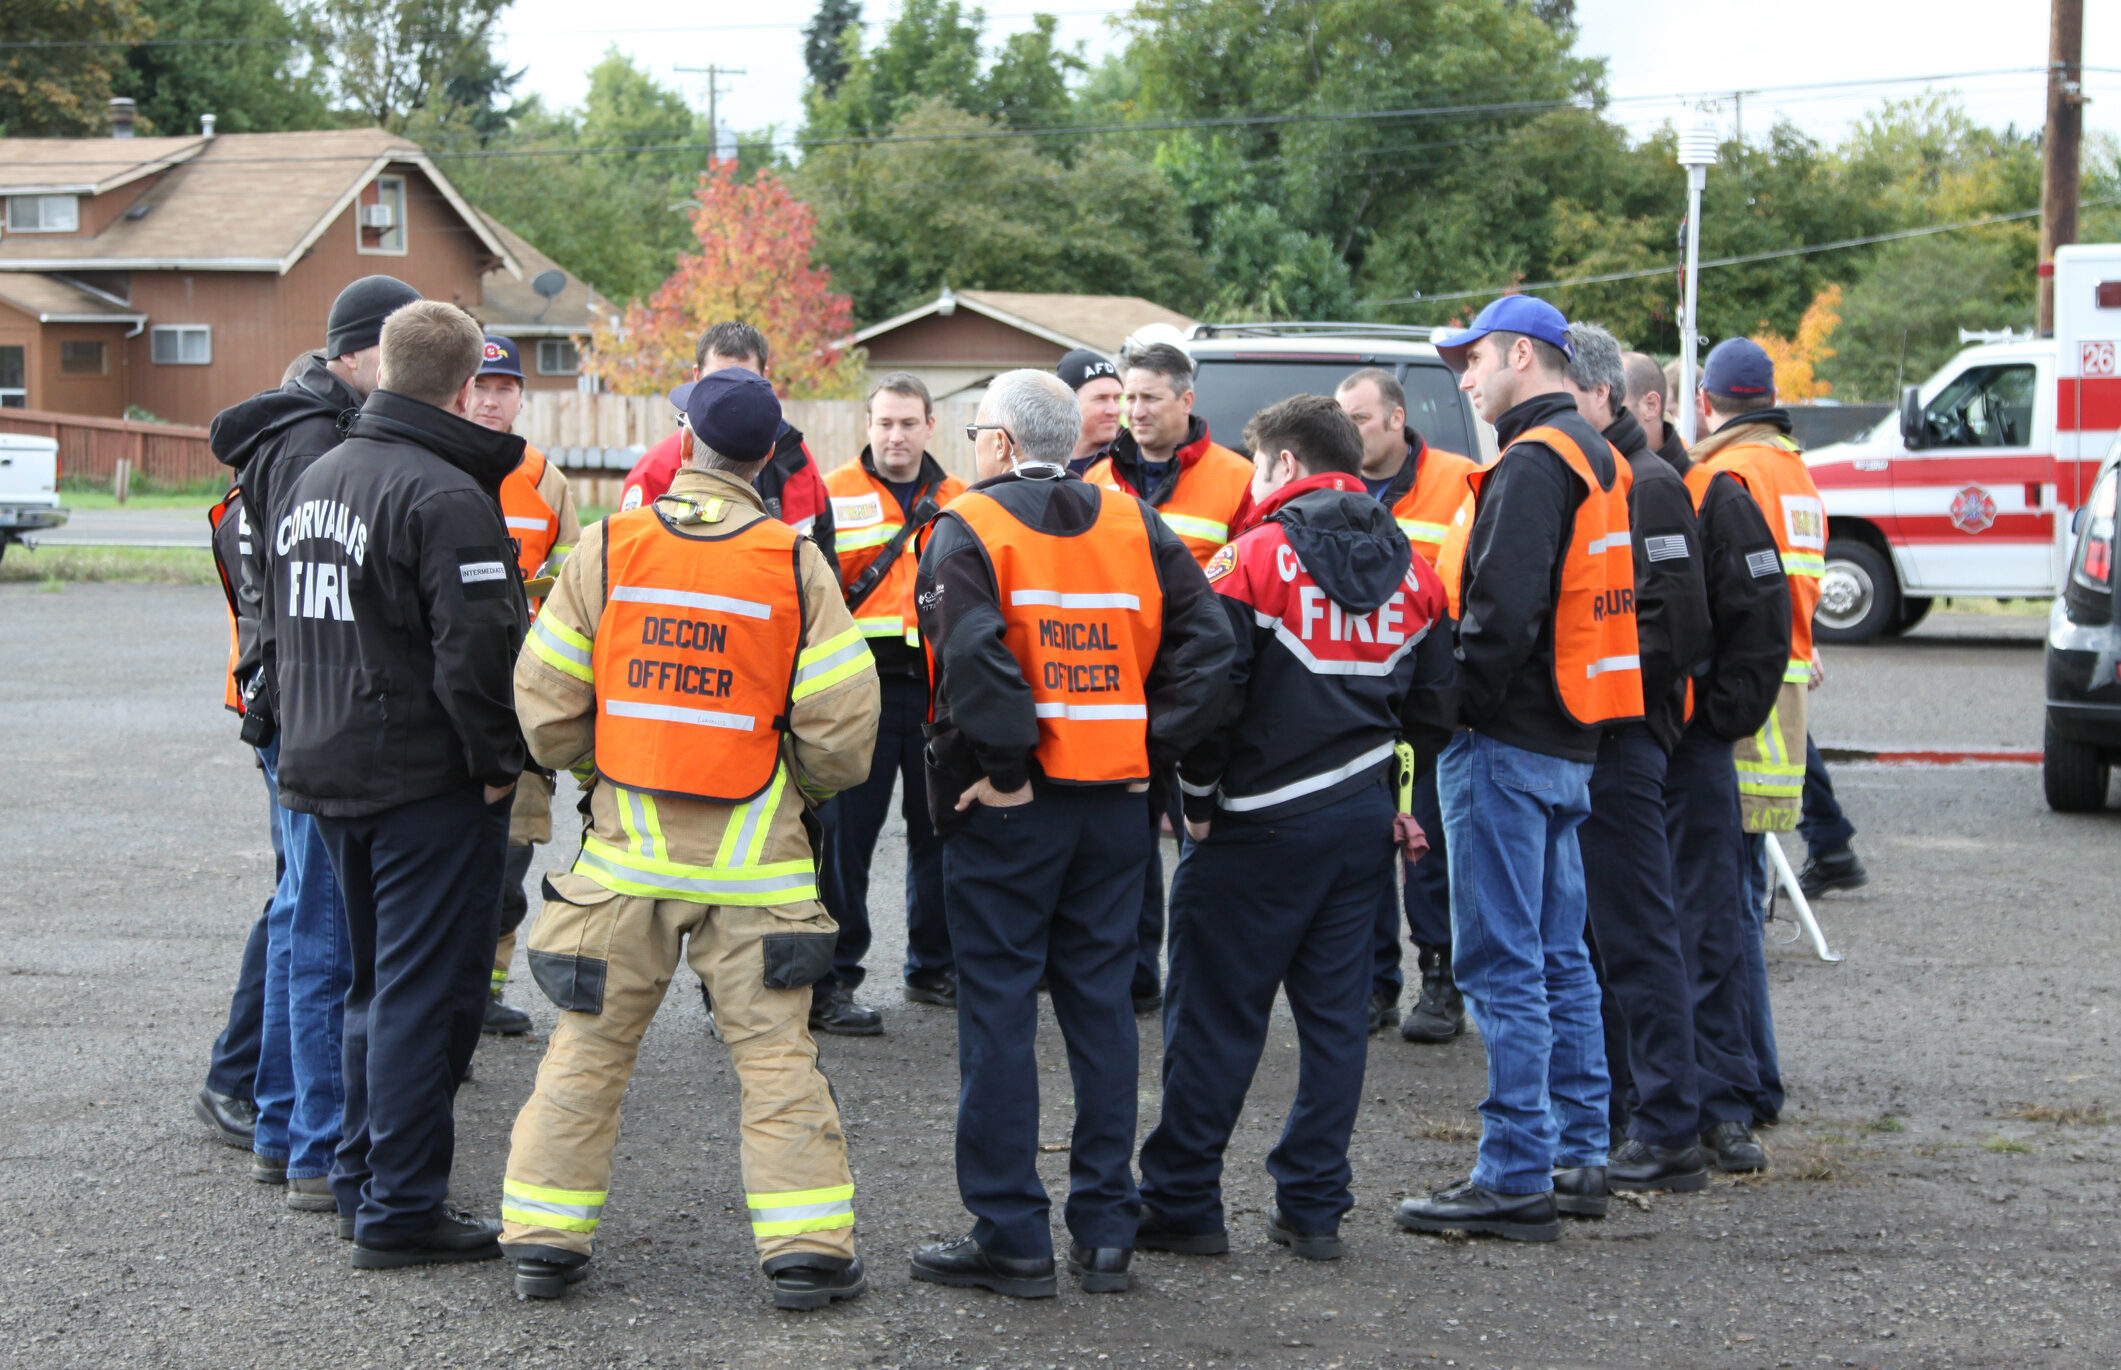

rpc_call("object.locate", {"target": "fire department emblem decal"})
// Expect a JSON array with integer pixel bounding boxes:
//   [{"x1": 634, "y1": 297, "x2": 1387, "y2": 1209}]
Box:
[
  {"x1": 1949, "y1": 485, "x2": 1997, "y2": 534},
  {"x1": 1204, "y1": 543, "x2": 1237, "y2": 583}
]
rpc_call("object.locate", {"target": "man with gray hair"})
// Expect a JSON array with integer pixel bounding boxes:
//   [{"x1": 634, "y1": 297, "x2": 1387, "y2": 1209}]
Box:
[
  {"x1": 910, "y1": 369, "x2": 1233, "y2": 1299},
  {"x1": 1558, "y1": 322, "x2": 1718, "y2": 1202}
]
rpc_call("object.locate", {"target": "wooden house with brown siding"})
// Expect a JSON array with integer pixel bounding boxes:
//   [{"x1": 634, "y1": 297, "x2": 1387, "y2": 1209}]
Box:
[{"x1": 0, "y1": 122, "x2": 607, "y2": 427}]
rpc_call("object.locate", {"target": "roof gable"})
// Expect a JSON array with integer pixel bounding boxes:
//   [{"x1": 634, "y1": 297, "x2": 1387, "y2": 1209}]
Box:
[{"x1": 848, "y1": 287, "x2": 1194, "y2": 356}]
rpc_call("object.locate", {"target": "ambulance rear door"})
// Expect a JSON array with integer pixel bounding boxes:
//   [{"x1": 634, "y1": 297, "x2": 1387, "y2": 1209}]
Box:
[
  {"x1": 2054, "y1": 245, "x2": 2121, "y2": 586},
  {"x1": 1890, "y1": 344, "x2": 2053, "y2": 595}
]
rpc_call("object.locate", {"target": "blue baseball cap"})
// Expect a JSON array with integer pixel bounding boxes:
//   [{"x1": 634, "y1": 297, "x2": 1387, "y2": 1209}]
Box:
[
  {"x1": 668, "y1": 367, "x2": 782, "y2": 462},
  {"x1": 477, "y1": 335, "x2": 524, "y2": 380},
  {"x1": 1432, "y1": 295, "x2": 1575, "y2": 374},
  {"x1": 1702, "y1": 337, "x2": 1776, "y2": 399}
]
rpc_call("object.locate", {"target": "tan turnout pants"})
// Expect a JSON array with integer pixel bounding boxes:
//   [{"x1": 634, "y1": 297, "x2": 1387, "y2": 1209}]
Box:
[{"x1": 499, "y1": 872, "x2": 856, "y2": 1265}]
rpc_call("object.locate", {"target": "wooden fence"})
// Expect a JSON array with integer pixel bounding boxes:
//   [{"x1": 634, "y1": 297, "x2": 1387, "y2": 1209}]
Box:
[
  {"x1": 0, "y1": 407, "x2": 219, "y2": 487},
  {"x1": 519, "y1": 392, "x2": 982, "y2": 507}
]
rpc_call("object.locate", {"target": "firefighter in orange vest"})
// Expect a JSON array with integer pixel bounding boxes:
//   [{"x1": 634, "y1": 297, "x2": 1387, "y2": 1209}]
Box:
[
  {"x1": 499, "y1": 368, "x2": 880, "y2": 1309},
  {"x1": 1082, "y1": 341, "x2": 1253, "y2": 1011},
  {"x1": 1335, "y1": 366, "x2": 1478, "y2": 1043},
  {"x1": 909, "y1": 369, "x2": 1233, "y2": 1298},
  {"x1": 467, "y1": 336, "x2": 580, "y2": 1038},
  {"x1": 815, "y1": 372, "x2": 967, "y2": 1032},
  {"x1": 1397, "y1": 296, "x2": 1641, "y2": 1243}
]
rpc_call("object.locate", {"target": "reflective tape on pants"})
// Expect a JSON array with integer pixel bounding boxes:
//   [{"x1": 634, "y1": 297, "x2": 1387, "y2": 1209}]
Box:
[{"x1": 747, "y1": 1184, "x2": 854, "y2": 1236}]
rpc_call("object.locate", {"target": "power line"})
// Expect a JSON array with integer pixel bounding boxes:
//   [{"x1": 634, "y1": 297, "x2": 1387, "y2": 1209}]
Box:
[{"x1": 1368, "y1": 197, "x2": 2121, "y2": 309}]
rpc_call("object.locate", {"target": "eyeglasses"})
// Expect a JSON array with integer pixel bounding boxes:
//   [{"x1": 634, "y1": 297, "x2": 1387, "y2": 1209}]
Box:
[{"x1": 965, "y1": 423, "x2": 1014, "y2": 445}]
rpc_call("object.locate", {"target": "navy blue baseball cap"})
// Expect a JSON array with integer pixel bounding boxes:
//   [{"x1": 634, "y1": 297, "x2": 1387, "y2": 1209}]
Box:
[
  {"x1": 1702, "y1": 337, "x2": 1776, "y2": 399},
  {"x1": 668, "y1": 367, "x2": 782, "y2": 462},
  {"x1": 1432, "y1": 295, "x2": 1575, "y2": 374},
  {"x1": 477, "y1": 334, "x2": 524, "y2": 379}
]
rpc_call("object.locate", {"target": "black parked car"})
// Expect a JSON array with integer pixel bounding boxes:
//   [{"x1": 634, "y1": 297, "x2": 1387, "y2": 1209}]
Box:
[{"x1": 2046, "y1": 436, "x2": 2121, "y2": 810}]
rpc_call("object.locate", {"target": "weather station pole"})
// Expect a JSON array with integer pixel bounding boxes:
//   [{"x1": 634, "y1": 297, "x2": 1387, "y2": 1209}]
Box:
[{"x1": 1676, "y1": 115, "x2": 1720, "y2": 444}]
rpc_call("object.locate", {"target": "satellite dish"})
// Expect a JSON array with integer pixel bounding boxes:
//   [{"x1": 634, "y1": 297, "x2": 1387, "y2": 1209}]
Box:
[{"x1": 531, "y1": 269, "x2": 567, "y2": 322}]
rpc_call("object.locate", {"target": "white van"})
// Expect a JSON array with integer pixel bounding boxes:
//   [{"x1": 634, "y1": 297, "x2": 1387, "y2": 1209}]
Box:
[{"x1": 0, "y1": 432, "x2": 67, "y2": 563}]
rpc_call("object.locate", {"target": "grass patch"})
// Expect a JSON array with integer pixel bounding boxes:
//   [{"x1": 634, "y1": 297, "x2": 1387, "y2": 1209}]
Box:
[
  {"x1": 1980, "y1": 1136, "x2": 2033, "y2": 1154},
  {"x1": 0, "y1": 545, "x2": 217, "y2": 585},
  {"x1": 57, "y1": 490, "x2": 219, "y2": 511},
  {"x1": 60, "y1": 473, "x2": 229, "y2": 503},
  {"x1": 579, "y1": 504, "x2": 615, "y2": 525},
  {"x1": 1866, "y1": 1115, "x2": 1905, "y2": 1133},
  {"x1": 2007, "y1": 1102, "x2": 2110, "y2": 1126},
  {"x1": 1411, "y1": 1117, "x2": 1481, "y2": 1143}
]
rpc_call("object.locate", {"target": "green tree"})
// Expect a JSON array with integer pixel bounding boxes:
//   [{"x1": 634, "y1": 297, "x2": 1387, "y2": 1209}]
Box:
[
  {"x1": 1202, "y1": 203, "x2": 1356, "y2": 320},
  {"x1": 118, "y1": 0, "x2": 330, "y2": 134},
  {"x1": 306, "y1": 0, "x2": 515, "y2": 131},
  {"x1": 1821, "y1": 234, "x2": 2029, "y2": 400},
  {"x1": 803, "y1": 0, "x2": 862, "y2": 97},
  {"x1": 983, "y1": 15, "x2": 1081, "y2": 130},
  {"x1": 0, "y1": 0, "x2": 150, "y2": 135}
]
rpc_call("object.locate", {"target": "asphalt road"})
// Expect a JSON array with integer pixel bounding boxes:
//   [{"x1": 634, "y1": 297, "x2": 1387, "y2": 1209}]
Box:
[
  {"x1": 29, "y1": 507, "x2": 214, "y2": 549},
  {"x1": 2, "y1": 589, "x2": 2111, "y2": 1370}
]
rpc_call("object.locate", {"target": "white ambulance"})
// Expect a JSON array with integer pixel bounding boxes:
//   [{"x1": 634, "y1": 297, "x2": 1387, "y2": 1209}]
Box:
[{"x1": 1806, "y1": 242, "x2": 2121, "y2": 642}]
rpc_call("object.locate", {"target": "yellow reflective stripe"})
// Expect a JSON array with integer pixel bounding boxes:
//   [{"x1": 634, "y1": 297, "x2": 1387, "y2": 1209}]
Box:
[
  {"x1": 502, "y1": 1179, "x2": 606, "y2": 1232},
  {"x1": 834, "y1": 524, "x2": 898, "y2": 553},
  {"x1": 904, "y1": 625, "x2": 919, "y2": 647},
  {"x1": 1784, "y1": 658, "x2": 1812, "y2": 684},
  {"x1": 792, "y1": 626, "x2": 874, "y2": 701},
  {"x1": 1782, "y1": 551, "x2": 1825, "y2": 578},
  {"x1": 751, "y1": 1211, "x2": 856, "y2": 1237},
  {"x1": 747, "y1": 1184, "x2": 854, "y2": 1236},
  {"x1": 527, "y1": 617, "x2": 594, "y2": 682},
  {"x1": 613, "y1": 784, "x2": 660, "y2": 860},
  {"x1": 853, "y1": 615, "x2": 905, "y2": 638},
  {"x1": 1396, "y1": 519, "x2": 1449, "y2": 543},
  {"x1": 1158, "y1": 512, "x2": 1229, "y2": 544},
  {"x1": 716, "y1": 762, "x2": 789, "y2": 869},
  {"x1": 491, "y1": 967, "x2": 508, "y2": 988},
  {"x1": 575, "y1": 835, "x2": 817, "y2": 905}
]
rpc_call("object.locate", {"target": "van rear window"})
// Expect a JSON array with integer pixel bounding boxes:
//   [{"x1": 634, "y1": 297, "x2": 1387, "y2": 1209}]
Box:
[{"x1": 1190, "y1": 359, "x2": 1473, "y2": 458}]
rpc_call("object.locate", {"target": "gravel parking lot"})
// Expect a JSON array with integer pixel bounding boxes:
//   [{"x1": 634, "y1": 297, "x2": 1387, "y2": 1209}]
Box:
[{"x1": 2, "y1": 584, "x2": 2111, "y2": 1370}]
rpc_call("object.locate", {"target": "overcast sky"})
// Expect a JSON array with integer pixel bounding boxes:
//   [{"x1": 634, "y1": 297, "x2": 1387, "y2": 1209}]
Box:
[{"x1": 493, "y1": 0, "x2": 2120, "y2": 155}]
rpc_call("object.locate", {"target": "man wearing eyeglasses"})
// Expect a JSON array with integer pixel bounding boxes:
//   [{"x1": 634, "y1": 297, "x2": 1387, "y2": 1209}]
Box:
[{"x1": 908, "y1": 370, "x2": 1232, "y2": 1300}]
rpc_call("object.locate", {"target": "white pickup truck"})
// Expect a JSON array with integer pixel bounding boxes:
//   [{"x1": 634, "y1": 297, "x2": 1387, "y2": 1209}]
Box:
[{"x1": 0, "y1": 432, "x2": 69, "y2": 564}]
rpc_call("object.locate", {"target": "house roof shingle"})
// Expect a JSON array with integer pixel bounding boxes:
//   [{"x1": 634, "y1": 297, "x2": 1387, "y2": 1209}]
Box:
[
  {"x1": 950, "y1": 290, "x2": 1195, "y2": 355},
  {"x1": 0, "y1": 273, "x2": 143, "y2": 322},
  {"x1": 471, "y1": 213, "x2": 605, "y2": 337}
]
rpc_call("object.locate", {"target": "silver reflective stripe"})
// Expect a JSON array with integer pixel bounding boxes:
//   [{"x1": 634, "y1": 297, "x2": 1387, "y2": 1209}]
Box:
[
  {"x1": 504, "y1": 1193, "x2": 601, "y2": 1222},
  {"x1": 505, "y1": 516, "x2": 549, "y2": 530},
  {"x1": 1585, "y1": 531, "x2": 1631, "y2": 555},
  {"x1": 610, "y1": 584, "x2": 772, "y2": 619},
  {"x1": 1257, "y1": 610, "x2": 1427, "y2": 678},
  {"x1": 1178, "y1": 776, "x2": 1218, "y2": 797},
  {"x1": 749, "y1": 1197, "x2": 853, "y2": 1225},
  {"x1": 1032, "y1": 702, "x2": 1147, "y2": 720},
  {"x1": 531, "y1": 618, "x2": 592, "y2": 672},
  {"x1": 575, "y1": 846, "x2": 817, "y2": 898},
  {"x1": 795, "y1": 635, "x2": 870, "y2": 687},
  {"x1": 1585, "y1": 654, "x2": 1641, "y2": 677},
  {"x1": 621, "y1": 786, "x2": 659, "y2": 859},
  {"x1": 1219, "y1": 740, "x2": 1396, "y2": 813},
  {"x1": 605, "y1": 699, "x2": 756, "y2": 731},
  {"x1": 1011, "y1": 589, "x2": 1140, "y2": 610}
]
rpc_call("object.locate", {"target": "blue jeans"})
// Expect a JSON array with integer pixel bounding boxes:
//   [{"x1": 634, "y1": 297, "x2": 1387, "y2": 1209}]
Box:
[
  {"x1": 205, "y1": 752, "x2": 284, "y2": 1102},
  {"x1": 1438, "y1": 731, "x2": 1608, "y2": 1194},
  {"x1": 252, "y1": 740, "x2": 352, "y2": 1179}
]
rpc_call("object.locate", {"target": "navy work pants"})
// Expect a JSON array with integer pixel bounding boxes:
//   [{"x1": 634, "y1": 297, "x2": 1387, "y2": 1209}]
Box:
[
  {"x1": 943, "y1": 781, "x2": 1148, "y2": 1260},
  {"x1": 1663, "y1": 722, "x2": 1762, "y2": 1128},
  {"x1": 1583, "y1": 724, "x2": 1700, "y2": 1152},
  {"x1": 819, "y1": 673, "x2": 950, "y2": 987},
  {"x1": 1142, "y1": 785, "x2": 1395, "y2": 1235},
  {"x1": 319, "y1": 784, "x2": 509, "y2": 1243},
  {"x1": 204, "y1": 750, "x2": 283, "y2": 1103},
  {"x1": 1797, "y1": 733, "x2": 1856, "y2": 857},
  {"x1": 1135, "y1": 792, "x2": 1174, "y2": 999},
  {"x1": 1370, "y1": 765, "x2": 1450, "y2": 998}
]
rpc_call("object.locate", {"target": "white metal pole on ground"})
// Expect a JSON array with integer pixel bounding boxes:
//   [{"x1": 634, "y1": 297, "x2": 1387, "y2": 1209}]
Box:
[
  {"x1": 1676, "y1": 117, "x2": 1720, "y2": 444},
  {"x1": 1765, "y1": 834, "x2": 1843, "y2": 963}
]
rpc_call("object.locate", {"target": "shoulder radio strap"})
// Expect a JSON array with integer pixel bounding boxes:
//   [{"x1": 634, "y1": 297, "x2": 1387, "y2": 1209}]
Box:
[{"x1": 843, "y1": 486, "x2": 944, "y2": 611}]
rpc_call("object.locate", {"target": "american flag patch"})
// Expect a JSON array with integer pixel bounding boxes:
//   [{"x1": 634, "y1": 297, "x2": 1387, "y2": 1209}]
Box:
[
  {"x1": 1644, "y1": 534, "x2": 1689, "y2": 563},
  {"x1": 1746, "y1": 549, "x2": 1780, "y2": 579}
]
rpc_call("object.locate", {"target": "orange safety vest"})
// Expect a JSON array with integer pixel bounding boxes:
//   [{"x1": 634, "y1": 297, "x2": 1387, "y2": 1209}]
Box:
[
  {"x1": 591, "y1": 503, "x2": 807, "y2": 804},
  {"x1": 938, "y1": 486, "x2": 1165, "y2": 784},
  {"x1": 1688, "y1": 436, "x2": 1824, "y2": 682},
  {"x1": 1084, "y1": 439, "x2": 1253, "y2": 569},
  {"x1": 1462, "y1": 424, "x2": 1644, "y2": 727},
  {"x1": 825, "y1": 459, "x2": 966, "y2": 645},
  {"x1": 501, "y1": 445, "x2": 562, "y2": 609},
  {"x1": 1390, "y1": 446, "x2": 1480, "y2": 570},
  {"x1": 207, "y1": 486, "x2": 245, "y2": 713},
  {"x1": 1435, "y1": 491, "x2": 1478, "y2": 619}
]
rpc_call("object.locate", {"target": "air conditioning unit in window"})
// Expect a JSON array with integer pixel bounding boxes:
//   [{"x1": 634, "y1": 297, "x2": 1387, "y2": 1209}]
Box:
[{"x1": 359, "y1": 203, "x2": 396, "y2": 229}]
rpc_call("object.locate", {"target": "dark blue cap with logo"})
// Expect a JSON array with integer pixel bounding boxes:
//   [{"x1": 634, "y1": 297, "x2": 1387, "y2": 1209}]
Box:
[
  {"x1": 477, "y1": 334, "x2": 524, "y2": 379},
  {"x1": 668, "y1": 367, "x2": 782, "y2": 462},
  {"x1": 1432, "y1": 295, "x2": 1575, "y2": 374},
  {"x1": 1702, "y1": 337, "x2": 1776, "y2": 399}
]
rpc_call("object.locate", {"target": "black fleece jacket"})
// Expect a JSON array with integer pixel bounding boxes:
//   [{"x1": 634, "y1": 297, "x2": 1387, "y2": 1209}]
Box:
[
  {"x1": 1454, "y1": 391, "x2": 1618, "y2": 763},
  {"x1": 914, "y1": 466, "x2": 1234, "y2": 827},
  {"x1": 208, "y1": 355, "x2": 364, "y2": 715},
  {"x1": 1603, "y1": 409, "x2": 1713, "y2": 753},
  {"x1": 272, "y1": 389, "x2": 529, "y2": 817}
]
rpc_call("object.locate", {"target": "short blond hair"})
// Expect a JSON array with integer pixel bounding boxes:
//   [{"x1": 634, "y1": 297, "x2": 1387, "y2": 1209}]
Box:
[{"x1": 378, "y1": 300, "x2": 483, "y2": 408}]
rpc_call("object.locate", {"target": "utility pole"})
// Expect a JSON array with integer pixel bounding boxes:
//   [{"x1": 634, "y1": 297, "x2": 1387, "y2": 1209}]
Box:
[
  {"x1": 2038, "y1": 0, "x2": 2084, "y2": 336},
  {"x1": 675, "y1": 63, "x2": 748, "y2": 163}
]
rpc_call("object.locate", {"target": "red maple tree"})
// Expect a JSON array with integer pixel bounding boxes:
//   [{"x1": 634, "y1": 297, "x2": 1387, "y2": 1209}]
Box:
[{"x1": 585, "y1": 160, "x2": 864, "y2": 399}]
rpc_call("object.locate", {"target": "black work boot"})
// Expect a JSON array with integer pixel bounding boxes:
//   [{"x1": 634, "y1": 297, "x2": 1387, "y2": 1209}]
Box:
[
  {"x1": 903, "y1": 969, "x2": 957, "y2": 1007},
  {"x1": 194, "y1": 1087, "x2": 256, "y2": 1149},
  {"x1": 508, "y1": 1244, "x2": 592, "y2": 1300},
  {"x1": 1400, "y1": 948, "x2": 1465, "y2": 1044},
  {"x1": 1551, "y1": 1166, "x2": 1607, "y2": 1218},
  {"x1": 483, "y1": 989, "x2": 532, "y2": 1036},
  {"x1": 1607, "y1": 1137, "x2": 1709, "y2": 1192},
  {"x1": 764, "y1": 1253, "x2": 868, "y2": 1309},
  {"x1": 809, "y1": 981, "x2": 883, "y2": 1037},
  {"x1": 1066, "y1": 1242, "x2": 1132, "y2": 1292},
  {"x1": 349, "y1": 1207, "x2": 502, "y2": 1269},
  {"x1": 1701, "y1": 1120, "x2": 1768, "y2": 1173},
  {"x1": 909, "y1": 1236, "x2": 1057, "y2": 1299},
  {"x1": 1799, "y1": 847, "x2": 1867, "y2": 897},
  {"x1": 1264, "y1": 1205, "x2": 1343, "y2": 1260},
  {"x1": 1394, "y1": 1181, "x2": 1561, "y2": 1243},
  {"x1": 1367, "y1": 990, "x2": 1400, "y2": 1036},
  {"x1": 1135, "y1": 1206, "x2": 1228, "y2": 1255}
]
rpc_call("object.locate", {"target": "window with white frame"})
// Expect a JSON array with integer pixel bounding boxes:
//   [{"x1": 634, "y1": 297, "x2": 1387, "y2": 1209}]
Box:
[
  {"x1": 537, "y1": 338, "x2": 580, "y2": 375},
  {"x1": 0, "y1": 345, "x2": 24, "y2": 406},
  {"x1": 357, "y1": 175, "x2": 407, "y2": 254},
  {"x1": 6, "y1": 194, "x2": 81, "y2": 233},
  {"x1": 151, "y1": 325, "x2": 212, "y2": 365}
]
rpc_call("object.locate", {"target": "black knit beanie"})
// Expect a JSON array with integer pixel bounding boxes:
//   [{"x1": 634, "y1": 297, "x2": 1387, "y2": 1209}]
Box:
[{"x1": 325, "y1": 275, "x2": 422, "y2": 359}]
